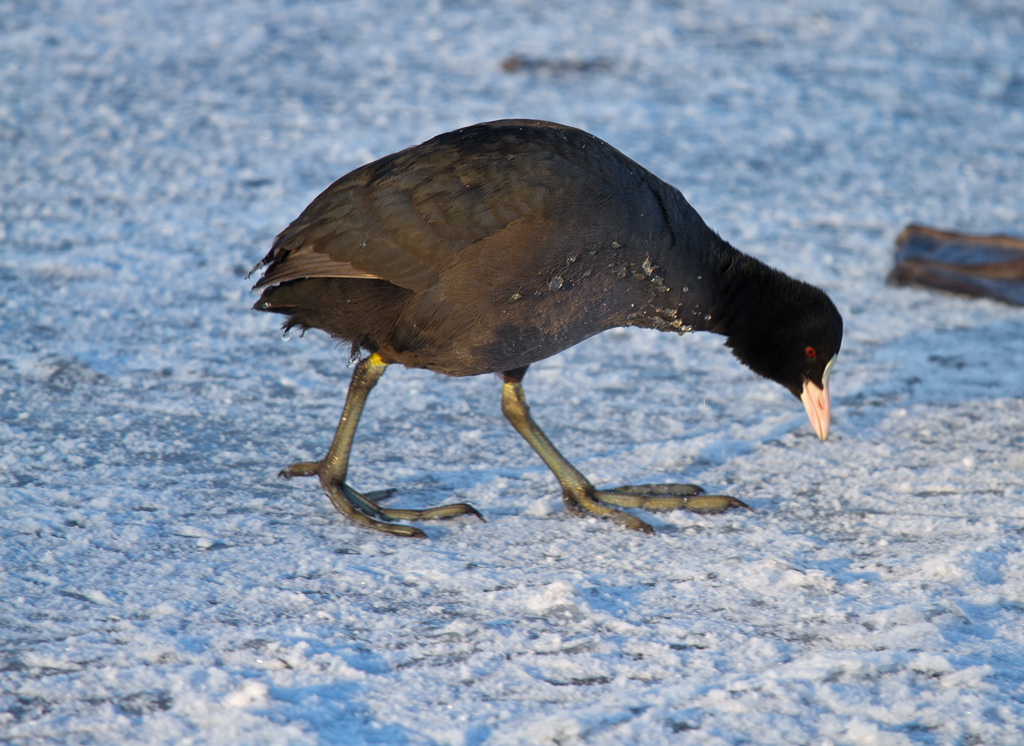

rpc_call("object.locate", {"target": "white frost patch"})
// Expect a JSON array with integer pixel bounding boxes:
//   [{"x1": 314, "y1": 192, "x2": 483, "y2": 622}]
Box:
[
  {"x1": 523, "y1": 495, "x2": 559, "y2": 517},
  {"x1": 223, "y1": 681, "x2": 269, "y2": 709},
  {"x1": 524, "y1": 580, "x2": 579, "y2": 613}
]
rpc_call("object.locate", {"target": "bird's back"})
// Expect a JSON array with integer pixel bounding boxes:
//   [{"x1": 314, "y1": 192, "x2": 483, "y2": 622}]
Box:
[{"x1": 253, "y1": 120, "x2": 721, "y2": 375}]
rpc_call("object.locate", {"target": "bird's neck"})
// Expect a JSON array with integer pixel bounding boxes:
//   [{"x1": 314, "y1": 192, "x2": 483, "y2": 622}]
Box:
[
  {"x1": 628, "y1": 227, "x2": 747, "y2": 338},
  {"x1": 697, "y1": 243, "x2": 809, "y2": 383},
  {"x1": 700, "y1": 239, "x2": 756, "y2": 339}
]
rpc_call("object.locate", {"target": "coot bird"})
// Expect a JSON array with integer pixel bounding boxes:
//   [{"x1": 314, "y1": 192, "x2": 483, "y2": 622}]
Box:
[{"x1": 251, "y1": 120, "x2": 843, "y2": 537}]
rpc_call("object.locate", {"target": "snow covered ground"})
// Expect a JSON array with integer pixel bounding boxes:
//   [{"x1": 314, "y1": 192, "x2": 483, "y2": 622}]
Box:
[{"x1": 3, "y1": 0, "x2": 1024, "y2": 743}]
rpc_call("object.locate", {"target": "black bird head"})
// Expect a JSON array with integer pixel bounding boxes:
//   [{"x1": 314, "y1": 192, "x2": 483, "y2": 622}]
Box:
[{"x1": 715, "y1": 256, "x2": 844, "y2": 440}]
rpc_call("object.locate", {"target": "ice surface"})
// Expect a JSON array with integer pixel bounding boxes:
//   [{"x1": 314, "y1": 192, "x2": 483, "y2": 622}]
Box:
[{"x1": 3, "y1": 0, "x2": 1024, "y2": 744}]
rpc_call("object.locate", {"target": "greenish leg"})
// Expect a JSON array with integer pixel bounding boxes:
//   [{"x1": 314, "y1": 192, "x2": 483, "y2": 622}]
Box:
[
  {"x1": 279, "y1": 352, "x2": 483, "y2": 538},
  {"x1": 500, "y1": 367, "x2": 749, "y2": 533},
  {"x1": 501, "y1": 368, "x2": 655, "y2": 534}
]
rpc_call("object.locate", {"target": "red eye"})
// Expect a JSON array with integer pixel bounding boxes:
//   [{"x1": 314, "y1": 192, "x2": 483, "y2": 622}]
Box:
[{"x1": 805, "y1": 346, "x2": 816, "y2": 359}]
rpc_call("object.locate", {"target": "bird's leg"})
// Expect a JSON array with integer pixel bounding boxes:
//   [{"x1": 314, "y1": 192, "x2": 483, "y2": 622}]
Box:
[
  {"x1": 501, "y1": 368, "x2": 656, "y2": 533},
  {"x1": 279, "y1": 352, "x2": 483, "y2": 538},
  {"x1": 500, "y1": 368, "x2": 748, "y2": 533}
]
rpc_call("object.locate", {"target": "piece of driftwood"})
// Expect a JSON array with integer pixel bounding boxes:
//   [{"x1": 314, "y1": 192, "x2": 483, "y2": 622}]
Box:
[
  {"x1": 500, "y1": 55, "x2": 613, "y2": 74},
  {"x1": 888, "y1": 224, "x2": 1024, "y2": 306}
]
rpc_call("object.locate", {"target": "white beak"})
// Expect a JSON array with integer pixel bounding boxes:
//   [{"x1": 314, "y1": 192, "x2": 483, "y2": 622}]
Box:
[{"x1": 800, "y1": 354, "x2": 836, "y2": 441}]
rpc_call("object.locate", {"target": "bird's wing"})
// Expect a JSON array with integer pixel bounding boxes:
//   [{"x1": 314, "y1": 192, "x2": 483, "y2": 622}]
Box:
[
  {"x1": 252, "y1": 135, "x2": 550, "y2": 292},
  {"x1": 251, "y1": 121, "x2": 660, "y2": 294}
]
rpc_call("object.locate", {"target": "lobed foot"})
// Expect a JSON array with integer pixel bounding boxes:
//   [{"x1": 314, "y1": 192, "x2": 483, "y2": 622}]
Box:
[
  {"x1": 560, "y1": 488, "x2": 658, "y2": 534},
  {"x1": 560, "y1": 482, "x2": 751, "y2": 535},
  {"x1": 597, "y1": 483, "x2": 751, "y2": 515},
  {"x1": 279, "y1": 461, "x2": 483, "y2": 538}
]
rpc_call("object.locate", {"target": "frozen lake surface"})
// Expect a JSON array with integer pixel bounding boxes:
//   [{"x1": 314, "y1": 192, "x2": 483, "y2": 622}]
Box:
[{"x1": 3, "y1": 1, "x2": 1024, "y2": 743}]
